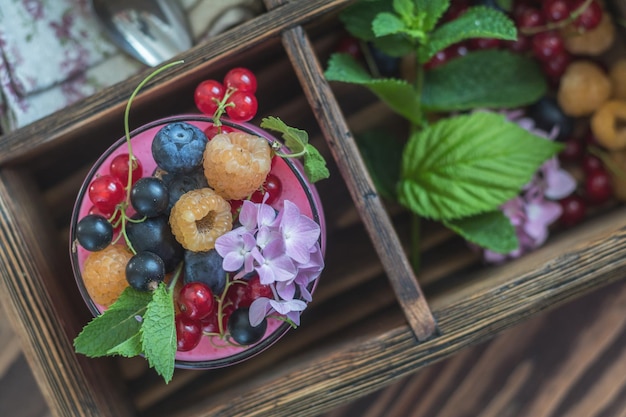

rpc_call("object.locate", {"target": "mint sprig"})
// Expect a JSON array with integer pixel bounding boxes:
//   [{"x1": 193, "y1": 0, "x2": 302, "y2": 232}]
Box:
[{"x1": 260, "y1": 116, "x2": 330, "y2": 183}]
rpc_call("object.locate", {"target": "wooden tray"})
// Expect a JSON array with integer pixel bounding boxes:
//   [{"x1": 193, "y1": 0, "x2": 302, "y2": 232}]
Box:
[{"x1": 1, "y1": 1, "x2": 625, "y2": 416}]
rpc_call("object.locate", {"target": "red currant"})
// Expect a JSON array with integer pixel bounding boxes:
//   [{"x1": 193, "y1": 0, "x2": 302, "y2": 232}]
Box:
[
  {"x1": 468, "y1": 37, "x2": 501, "y2": 50},
  {"x1": 581, "y1": 153, "x2": 603, "y2": 175},
  {"x1": 559, "y1": 194, "x2": 587, "y2": 227},
  {"x1": 516, "y1": 7, "x2": 545, "y2": 30},
  {"x1": 243, "y1": 274, "x2": 273, "y2": 306},
  {"x1": 195, "y1": 80, "x2": 225, "y2": 116},
  {"x1": 572, "y1": 0, "x2": 603, "y2": 31},
  {"x1": 109, "y1": 153, "x2": 143, "y2": 186},
  {"x1": 559, "y1": 137, "x2": 584, "y2": 163},
  {"x1": 178, "y1": 282, "x2": 215, "y2": 321},
  {"x1": 88, "y1": 174, "x2": 125, "y2": 213},
  {"x1": 531, "y1": 31, "x2": 565, "y2": 61},
  {"x1": 542, "y1": 0, "x2": 572, "y2": 22},
  {"x1": 541, "y1": 51, "x2": 571, "y2": 81},
  {"x1": 250, "y1": 174, "x2": 283, "y2": 205},
  {"x1": 175, "y1": 313, "x2": 202, "y2": 351},
  {"x1": 585, "y1": 168, "x2": 613, "y2": 204},
  {"x1": 224, "y1": 67, "x2": 257, "y2": 94},
  {"x1": 226, "y1": 91, "x2": 258, "y2": 122},
  {"x1": 442, "y1": 0, "x2": 469, "y2": 22},
  {"x1": 424, "y1": 43, "x2": 466, "y2": 70},
  {"x1": 335, "y1": 35, "x2": 362, "y2": 60},
  {"x1": 505, "y1": 35, "x2": 531, "y2": 53},
  {"x1": 204, "y1": 124, "x2": 234, "y2": 139}
]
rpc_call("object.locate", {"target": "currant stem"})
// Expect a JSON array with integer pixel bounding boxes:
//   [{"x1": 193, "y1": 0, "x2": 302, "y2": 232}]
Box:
[{"x1": 519, "y1": 0, "x2": 595, "y2": 35}]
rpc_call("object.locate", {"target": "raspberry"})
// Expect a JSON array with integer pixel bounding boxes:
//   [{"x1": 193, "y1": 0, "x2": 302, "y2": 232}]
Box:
[
  {"x1": 561, "y1": 11, "x2": 615, "y2": 56},
  {"x1": 169, "y1": 188, "x2": 233, "y2": 251},
  {"x1": 590, "y1": 100, "x2": 626, "y2": 150},
  {"x1": 203, "y1": 131, "x2": 271, "y2": 200},
  {"x1": 82, "y1": 244, "x2": 132, "y2": 307},
  {"x1": 557, "y1": 60, "x2": 611, "y2": 117},
  {"x1": 609, "y1": 59, "x2": 626, "y2": 101}
]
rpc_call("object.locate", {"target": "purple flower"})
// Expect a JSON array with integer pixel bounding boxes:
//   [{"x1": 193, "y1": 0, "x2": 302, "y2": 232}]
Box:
[
  {"x1": 278, "y1": 200, "x2": 320, "y2": 264},
  {"x1": 252, "y1": 240, "x2": 297, "y2": 284},
  {"x1": 215, "y1": 228, "x2": 256, "y2": 273}
]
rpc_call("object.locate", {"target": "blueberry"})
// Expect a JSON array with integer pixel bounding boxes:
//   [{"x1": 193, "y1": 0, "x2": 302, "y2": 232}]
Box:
[
  {"x1": 126, "y1": 251, "x2": 165, "y2": 291},
  {"x1": 126, "y1": 215, "x2": 184, "y2": 272},
  {"x1": 130, "y1": 177, "x2": 169, "y2": 217},
  {"x1": 368, "y1": 44, "x2": 401, "y2": 78},
  {"x1": 183, "y1": 249, "x2": 227, "y2": 295},
  {"x1": 76, "y1": 214, "x2": 113, "y2": 251},
  {"x1": 527, "y1": 96, "x2": 574, "y2": 141},
  {"x1": 227, "y1": 307, "x2": 267, "y2": 345},
  {"x1": 161, "y1": 168, "x2": 208, "y2": 211},
  {"x1": 152, "y1": 122, "x2": 208, "y2": 174}
]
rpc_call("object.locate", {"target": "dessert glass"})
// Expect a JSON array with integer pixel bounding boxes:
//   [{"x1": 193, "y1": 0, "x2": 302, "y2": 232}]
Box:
[{"x1": 70, "y1": 114, "x2": 326, "y2": 369}]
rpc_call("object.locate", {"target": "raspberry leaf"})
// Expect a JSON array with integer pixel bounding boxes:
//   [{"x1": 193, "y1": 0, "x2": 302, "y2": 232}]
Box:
[
  {"x1": 303, "y1": 144, "x2": 330, "y2": 183},
  {"x1": 418, "y1": 6, "x2": 516, "y2": 63},
  {"x1": 325, "y1": 53, "x2": 422, "y2": 124},
  {"x1": 443, "y1": 211, "x2": 519, "y2": 253},
  {"x1": 398, "y1": 112, "x2": 563, "y2": 220},
  {"x1": 73, "y1": 287, "x2": 150, "y2": 357},
  {"x1": 141, "y1": 283, "x2": 176, "y2": 383},
  {"x1": 421, "y1": 50, "x2": 546, "y2": 111}
]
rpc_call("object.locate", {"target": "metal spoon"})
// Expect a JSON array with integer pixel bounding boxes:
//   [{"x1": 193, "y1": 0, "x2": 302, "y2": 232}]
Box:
[{"x1": 90, "y1": 0, "x2": 193, "y2": 67}]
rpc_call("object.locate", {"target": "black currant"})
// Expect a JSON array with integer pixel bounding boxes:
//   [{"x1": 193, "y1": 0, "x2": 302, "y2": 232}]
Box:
[
  {"x1": 126, "y1": 214, "x2": 184, "y2": 272},
  {"x1": 76, "y1": 214, "x2": 113, "y2": 251},
  {"x1": 227, "y1": 307, "x2": 267, "y2": 346},
  {"x1": 183, "y1": 249, "x2": 227, "y2": 295},
  {"x1": 126, "y1": 251, "x2": 165, "y2": 291},
  {"x1": 130, "y1": 177, "x2": 169, "y2": 217},
  {"x1": 527, "y1": 96, "x2": 574, "y2": 141}
]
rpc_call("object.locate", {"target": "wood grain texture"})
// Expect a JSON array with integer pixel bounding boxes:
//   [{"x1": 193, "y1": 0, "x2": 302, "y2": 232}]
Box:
[
  {"x1": 321, "y1": 277, "x2": 626, "y2": 417},
  {"x1": 263, "y1": 0, "x2": 438, "y2": 342}
]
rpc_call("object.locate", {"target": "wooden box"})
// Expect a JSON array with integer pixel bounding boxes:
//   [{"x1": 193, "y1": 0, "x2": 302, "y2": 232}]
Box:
[{"x1": 2, "y1": 1, "x2": 626, "y2": 416}]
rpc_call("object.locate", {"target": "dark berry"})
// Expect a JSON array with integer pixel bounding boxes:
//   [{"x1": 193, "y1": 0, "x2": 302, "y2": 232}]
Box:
[
  {"x1": 368, "y1": 44, "x2": 401, "y2": 77},
  {"x1": 178, "y1": 282, "x2": 215, "y2": 321},
  {"x1": 183, "y1": 249, "x2": 227, "y2": 295},
  {"x1": 585, "y1": 168, "x2": 613, "y2": 204},
  {"x1": 527, "y1": 96, "x2": 574, "y2": 141},
  {"x1": 160, "y1": 168, "x2": 208, "y2": 212},
  {"x1": 76, "y1": 214, "x2": 113, "y2": 251},
  {"x1": 126, "y1": 215, "x2": 184, "y2": 272},
  {"x1": 130, "y1": 177, "x2": 169, "y2": 217},
  {"x1": 176, "y1": 313, "x2": 202, "y2": 351},
  {"x1": 559, "y1": 195, "x2": 586, "y2": 227},
  {"x1": 227, "y1": 307, "x2": 267, "y2": 345},
  {"x1": 152, "y1": 122, "x2": 208, "y2": 174},
  {"x1": 125, "y1": 251, "x2": 165, "y2": 291}
]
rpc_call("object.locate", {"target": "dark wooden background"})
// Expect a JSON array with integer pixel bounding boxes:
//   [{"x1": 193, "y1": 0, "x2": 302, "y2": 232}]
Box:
[{"x1": 3, "y1": 275, "x2": 625, "y2": 417}]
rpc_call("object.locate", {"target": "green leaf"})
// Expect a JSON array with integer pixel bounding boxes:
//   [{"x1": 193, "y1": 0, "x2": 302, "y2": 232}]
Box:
[
  {"x1": 74, "y1": 287, "x2": 151, "y2": 357},
  {"x1": 340, "y1": 0, "x2": 394, "y2": 41},
  {"x1": 260, "y1": 116, "x2": 308, "y2": 153},
  {"x1": 260, "y1": 117, "x2": 329, "y2": 183},
  {"x1": 398, "y1": 112, "x2": 562, "y2": 221},
  {"x1": 108, "y1": 333, "x2": 143, "y2": 357},
  {"x1": 372, "y1": 35, "x2": 415, "y2": 58},
  {"x1": 304, "y1": 144, "x2": 331, "y2": 183},
  {"x1": 356, "y1": 129, "x2": 404, "y2": 201},
  {"x1": 443, "y1": 210, "x2": 519, "y2": 253},
  {"x1": 496, "y1": 0, "x2": 513, "y2": 12},
  {"x1": 421, "y1": 50, "x2": 547, "y2": 111},
  {"x1": 141, "y1": 283, "x2": 176, "y2": 383},
  {"x1": 372, "y1": 12, "x2": 407, "y2": 37},
  {"x1": 417, "y1": 0, "x2": 450, "y2": 32},
  {"x1": 419, "y1": 6, "x2": 516, "y2": 63},
  {"x1": 325, "y1": 53, "x2": 421, "y2": 124}
]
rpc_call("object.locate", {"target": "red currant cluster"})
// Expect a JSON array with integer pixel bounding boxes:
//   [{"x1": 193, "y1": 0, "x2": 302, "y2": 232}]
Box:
[
  {"x1": 175, "y1": 274, "x2": 273, "y2": 351},
  {"x1": 194, "y1": 67, "x2": 259, "y2": 123}
]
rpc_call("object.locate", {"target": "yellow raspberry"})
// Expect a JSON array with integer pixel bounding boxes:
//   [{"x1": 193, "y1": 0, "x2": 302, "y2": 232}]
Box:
[
  {"x1": 82, "y1": 244, "x2": 132, "y2": 307},
  {"x1": 590, "y1": 100, "x2": 626, "y2": 150},
  {"x1": 561, "y1": 11, "x2": 615, "y2": 56},
  {"x1": 557, "y1": 60, "x2": 611, "y2": 117},
  {"x1": 203, "y1": 131, "x2": 271, "y2": 200},
  {"x1": 169, "y1": 188, "x2": 232, "y2": 251}
]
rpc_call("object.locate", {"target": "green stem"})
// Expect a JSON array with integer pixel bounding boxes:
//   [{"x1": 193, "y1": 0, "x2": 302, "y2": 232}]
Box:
[{"x1": 520, "y1": 0, "x2": 595, "y2": 35}]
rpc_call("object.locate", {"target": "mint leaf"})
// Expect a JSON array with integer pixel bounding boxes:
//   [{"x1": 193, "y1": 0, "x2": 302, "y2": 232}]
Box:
[
  {"x1": 398, "y1": 112, "x2": 562, "y2": 220},
  {"x1": 356, "y1": 129, "x2": 403, "y2": 201},
  {"x1": 141, "y1": 283, "x2": 176, "y2": 383},
  {"x1": 443, "y1": 210, "x2": 519, "y2": 253},
  {"x1": 109, "y1": 333, "x2": 143, "y2": 357},
  {"x1": 74, "y1": 287, "x2": 151, "y2": 357},
  {"x1": 304, "y1": 144, "x2": 330, "y2": 183},
  {"x1": 340, "y1": 0, "x2": 394, "y2": 41},
  {"x1": 372, "y1": 12, "x2": 407, "y2": 37},
  {"x1": 421, "y1": 50, "x2": 546, "y2": 111},
  {"x1": 325, "y1": 53, "x2": 421, "y2": 124},
  {"x1": 260, "y1": 117, "x2": 329, "y2": 183},
  {"x1": 261, "y1": 116, "x2": 308, "y2": 153},
  {"x1": 419, "y1": 6, "x2": 516, "y2": 63},
  {"x1": 417, "y1": 0, "x2": 451, "y2": 32}
]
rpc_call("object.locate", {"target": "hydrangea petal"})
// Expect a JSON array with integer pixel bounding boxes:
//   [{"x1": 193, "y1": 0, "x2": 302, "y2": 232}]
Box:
[{"x1": 249, "y1": 297, "x2": 272, "y2": 327}]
